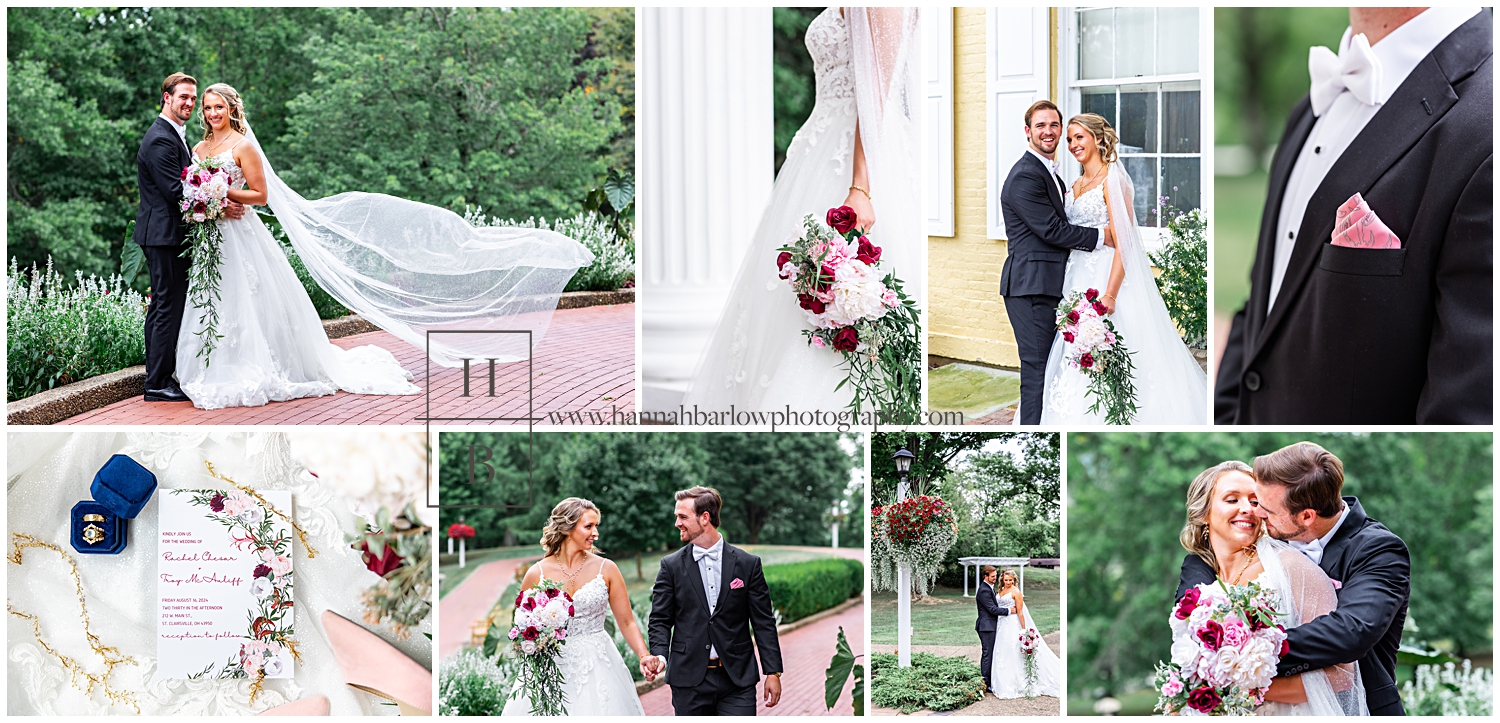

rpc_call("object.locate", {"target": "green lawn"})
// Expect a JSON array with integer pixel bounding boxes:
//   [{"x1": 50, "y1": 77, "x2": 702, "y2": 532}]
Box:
[
  {"x1": 438, "y1": 544, "x2": 544, "y2": 599},
  {"x1": 1214, "y1": 171, "x2": 1268, "y2": 319},
  {"x1": 871, "y1": 569, "x2": 1060, "y2": 646}
]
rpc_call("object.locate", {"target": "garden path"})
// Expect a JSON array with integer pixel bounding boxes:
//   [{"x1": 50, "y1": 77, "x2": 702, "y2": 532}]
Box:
[
  {"x1": 437, "y1": 554, "x2": 536, "y2": 660},
  {"x1": 869, "y1": 634, "x2": 1062, "y2": 716},
  {"x1": 60, "y1": 303, "x2": 634, "y2": 425},
  {"x1": 639, "y1": 602, "x2": 864, "y2": 716}
]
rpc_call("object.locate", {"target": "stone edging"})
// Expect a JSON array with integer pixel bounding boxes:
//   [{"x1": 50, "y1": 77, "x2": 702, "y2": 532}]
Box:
[
  {"x1": 631, "y1": 593, "x2": 863, "y2": 697},
  {"x1": 558, "y1": 287, "x2": 634, "y2": 309}
]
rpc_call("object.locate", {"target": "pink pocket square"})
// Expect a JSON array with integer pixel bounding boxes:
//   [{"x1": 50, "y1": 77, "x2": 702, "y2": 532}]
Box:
[
  {"x1": 730, "y1": 578, "x2": 745, "y2": 590},
  {"x1": 1332, "y1": 193, "x2": 1401, "y2": 249}
]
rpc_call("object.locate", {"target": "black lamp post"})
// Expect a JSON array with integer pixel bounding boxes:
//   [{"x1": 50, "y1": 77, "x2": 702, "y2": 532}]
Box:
[{"x1": 892, "y1": 447, "x2": 915, "y2": 500}]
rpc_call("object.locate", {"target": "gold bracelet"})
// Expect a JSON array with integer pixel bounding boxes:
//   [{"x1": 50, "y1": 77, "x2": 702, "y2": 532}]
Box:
[
  {"x1": 849, "y1": 184, "x2": 871, "y2": 200},
  {"x1": 1103, "y1": 293, "x2": 1116, "y2": 301}
]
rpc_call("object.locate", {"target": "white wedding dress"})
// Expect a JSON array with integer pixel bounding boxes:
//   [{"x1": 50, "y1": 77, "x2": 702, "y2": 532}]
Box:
[
  {"x1": 1038, "y1": 164, "x2": 1207, "y2": 424},
  {"x1": 500, "y1": 572, "x2": 643, "y2": 716},
  {"x1": 990, "y1": 594, "x2": 1061, "y2": 698},
  {"x1": 682, "y1": 7, "x2": 921, "y2": 413}
]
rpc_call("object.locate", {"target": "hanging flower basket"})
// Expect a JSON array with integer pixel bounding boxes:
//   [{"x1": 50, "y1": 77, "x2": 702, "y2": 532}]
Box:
[
  {"x1": 447, "y1": 523, "x2": 476, "y2": 540},
  {"x1": 871, "y1": 495, "x2": 957, "y2": 596}
]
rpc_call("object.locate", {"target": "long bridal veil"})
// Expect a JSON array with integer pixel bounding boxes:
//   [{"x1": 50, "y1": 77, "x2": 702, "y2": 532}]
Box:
[
  {"x1": 1255, "y1": 536, "x2": 1368, "y2": 716},
  {"x1": 243, "y1": 126, "x2": 593, "y2": 367}
]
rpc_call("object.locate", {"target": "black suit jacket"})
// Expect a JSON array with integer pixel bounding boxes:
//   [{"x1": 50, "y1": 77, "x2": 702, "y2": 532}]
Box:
[
  {"x1": 134, "y1": 116, "x2": 193, "y2": 248},
  {"x1": 999, "y1": 152, "x2": 1100, "y2": 298},
  {"x1": 974, "y1": 581, "x2": 1008, "y2": 632},
  {"x1": 1216, "y1": 11, "x2": 1492, "y2": 424},
  {"x1": 1176, "y1": 497, "x2": 1411, "y2": 715},
  {"x1": 648, "y1": 542, "x2": 783, "y2": 689}
]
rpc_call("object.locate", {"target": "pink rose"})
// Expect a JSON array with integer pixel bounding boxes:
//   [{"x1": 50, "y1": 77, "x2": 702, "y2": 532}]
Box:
[
  {"x1": 1161, "y1": 679, "x2": 1184, "y2": 697},
  {"x1": 811, "y1": 336, "x2": 827, "y2": 349},
  {"x1": 881, "y1": 289, "x2": 899, "y2": 307}
]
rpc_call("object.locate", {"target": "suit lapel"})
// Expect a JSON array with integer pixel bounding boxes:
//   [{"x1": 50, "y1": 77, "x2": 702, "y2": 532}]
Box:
[
  {"x1": 1024, "y1": 152, "x2": 1066, "y2": 217},
  {"x1": 682, "y1": 546, "x2": 713, "y2": 618},
  {"x1": 1317, "y1": 498, "x2": 1365, "y2": 581},
  {"x1": 1250, "y1": 54, "x2": 1462, "y2": 361},
  {"x1": 1247, "y1": 101, "x2": 1315, "y2": 350},
  {"x1": 713, "y1": 545, "x2": 736, "y2": 617}
]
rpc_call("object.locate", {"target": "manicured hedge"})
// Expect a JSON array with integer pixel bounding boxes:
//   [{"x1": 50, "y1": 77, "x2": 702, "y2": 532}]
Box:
[
  {"x1": 763, "y1": 557, "x2": 863, "y2": 623},
  {"x1": 871, "y1": 652, "x2": 986, "y2": 713}
]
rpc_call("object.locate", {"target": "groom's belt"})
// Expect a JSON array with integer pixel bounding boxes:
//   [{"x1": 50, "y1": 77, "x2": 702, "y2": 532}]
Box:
[{"x1": 706, "y1": 658, "x2": 722, "y2": 669}]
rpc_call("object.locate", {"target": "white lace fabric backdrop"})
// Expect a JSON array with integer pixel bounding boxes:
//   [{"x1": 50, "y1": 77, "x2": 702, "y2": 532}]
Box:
[{"x1": 6, "y1": 431, "x2": 431, "y2": 715}]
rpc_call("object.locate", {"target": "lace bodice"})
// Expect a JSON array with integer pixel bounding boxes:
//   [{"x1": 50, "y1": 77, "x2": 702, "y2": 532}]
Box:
[
  {"x1": 1067, "y1": 183, "x2": 1108, "y2": 228},
  {"x1": 806, "y1": 8, "x2": 854, "y2": 106},
  {"x1": 196, "y1": 146, "x2": 247, "y2": 189},
  {"x1": 567, "y1": 574, "x2": 611, "y2": 637},
  {"x1": 998, "y1": 595, "x2": 1015, "y2": 612}
]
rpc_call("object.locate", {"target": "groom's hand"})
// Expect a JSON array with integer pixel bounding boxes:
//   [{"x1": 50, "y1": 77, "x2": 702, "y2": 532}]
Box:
[
  {"x1": 223, "y1": 199, "x2": 246, "y2": 220},
  {"x1": 763, "y1": 673, "x2": 782, "y2": 708}
]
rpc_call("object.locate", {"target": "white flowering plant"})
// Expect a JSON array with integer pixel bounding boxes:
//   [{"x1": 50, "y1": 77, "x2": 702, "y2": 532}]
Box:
[
  {"x1": 870, "y1": 496, "x2": 958, "y2": 597},
  {"x1": 498, "y1": 579, "x2": 576, "y2": 716},
  {"x1": 1055, "y1": 288, "x2": 1138, "y2": 424},
  {"x1": 1156, "y1": 580, "x2": 1287, "y2": 715},
  {"x1": 1401, "y1": 659, "x2": 1492, "y2": 716}
]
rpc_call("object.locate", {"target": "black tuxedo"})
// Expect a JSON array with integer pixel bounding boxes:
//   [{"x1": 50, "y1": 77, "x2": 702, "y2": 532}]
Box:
[
  {"x1": 1176, "y1": 498, "x2": 1411, "y2": 715},
  {"x1": 974, "y1": 580, "x2": 1011, "y2": 692},
  {"x1": 649, "y1": 541, "x2": 783, "y2": 715},
  {"x1": 1000, "y1": 151, "x2": 1101, "y2": 424},
  {"x1": 134, "y1": 116, "x2": 196, "y2": 390},
  {"x1": 1216, "y1": 10, "x2": 1492, "y2": 424}
]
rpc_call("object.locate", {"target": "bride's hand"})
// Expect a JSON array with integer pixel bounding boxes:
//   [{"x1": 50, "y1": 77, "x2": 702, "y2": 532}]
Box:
[
  {"x1": 842, "y1": 190, "x2": 876, "y2": 233},
  {"x1": 1102, "y1": 293, "x2": 1116, "y2": 314}
]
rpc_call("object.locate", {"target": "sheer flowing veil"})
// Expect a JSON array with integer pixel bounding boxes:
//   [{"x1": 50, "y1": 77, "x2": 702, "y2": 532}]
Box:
[
  {"x1": 244, "y1": 126, "x2": 594, "y2": 367},
  {"x1": 1103, "y1": 163, "x2": 1175, "y2": 345},
  {"x1": 1256, "y1": 536, "x2": 1368, "y2": 716}
]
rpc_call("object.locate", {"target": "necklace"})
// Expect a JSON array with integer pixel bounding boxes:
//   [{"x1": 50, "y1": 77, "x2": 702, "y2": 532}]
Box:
[
  {"x1": 555, "y1": 552, "x2": 592, "y2": 587},
  {"x1": 1078, "y1": 163, "x2": 1107, "y2": 194},
  {"x1": 206, "y1": 131, "x2": 237, "y2": 158},
  {"x1": 1228, "y1": 546, "x2": 1259, "y2": 585}
]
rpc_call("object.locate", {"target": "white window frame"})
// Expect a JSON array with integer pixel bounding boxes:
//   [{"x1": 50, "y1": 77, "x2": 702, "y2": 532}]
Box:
[
  {"x1": 923, "y1": 8, "x2": 954, "y2": 237},
  {"x1": 985, "y1": 6, "x2": 1051, "y2": 240},
  {"x1": 1059, "y1": 6, "x2": 1208, "y2": 250}
]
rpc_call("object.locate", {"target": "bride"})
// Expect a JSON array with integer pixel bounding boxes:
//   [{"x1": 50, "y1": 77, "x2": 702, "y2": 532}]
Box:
[
  {"x1": 683, "y1": 7, "x2": 921, "y2": 413},
  {"x1": 1036, "y1": 113, "x2": 1206, "y2": 424},
  {"x1": 177, "y1": 84, "x2": 593, "y2": 410},
  {"x1": 502, "y1": 498, "x2": 648, "y2": 716},
  {"x1": 989, "y1": 569, "x2": 1061, "y2": 699},
  {"x1": 1176, "y1": 462, "x2": 1366, "y2": 715}
]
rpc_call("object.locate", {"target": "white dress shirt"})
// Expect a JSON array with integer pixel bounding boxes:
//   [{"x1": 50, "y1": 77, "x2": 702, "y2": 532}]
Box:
[
  {"x1": 694, "y1": 536, "x2": 725, "y2": 659},
  {"x1": 1289, "y1": 501, "x2": 1350, "y2": 565},
  {"x1": 159, "y1": 110, "x2": 191, "y2": 154},
  {"x1": 1027, "y1": 147, "x2": 1105, "y2": 251},
  {"x1": 1267, "y1": 6, "x2": 1480, "y2": 310}
]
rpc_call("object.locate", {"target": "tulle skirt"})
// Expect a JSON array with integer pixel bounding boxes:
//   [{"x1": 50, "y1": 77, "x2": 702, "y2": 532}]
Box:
[{"x1": 991, "y1": 611, "x2": 1060, "y2": 699}]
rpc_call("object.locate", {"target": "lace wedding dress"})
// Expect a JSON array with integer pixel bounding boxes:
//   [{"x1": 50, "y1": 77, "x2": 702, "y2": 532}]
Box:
[
  {"x1": 990, "y1": 594, "x2": 1061, "y2": 698},
  {"x1": 500, "y1": 571, "x2": 644, "y2": 716},
  {"x1": 1038, "y1": 164, "x2": 1207, "y2": 424},
  {"x1": 682, "y1": 7, "x2": 920, "y2": 413}
]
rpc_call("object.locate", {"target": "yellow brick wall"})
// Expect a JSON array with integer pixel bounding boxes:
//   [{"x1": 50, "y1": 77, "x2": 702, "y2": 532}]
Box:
[{"x1": 929, "y1": 7, "x2": 1021, "y2": 367}]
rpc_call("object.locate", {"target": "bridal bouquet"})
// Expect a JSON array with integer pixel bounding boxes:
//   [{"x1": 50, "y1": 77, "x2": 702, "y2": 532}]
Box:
[
  {"x1": 1055, "y1": 288, "x2": 1138, "y2": 424},
  {"x1": 179, "y1": 156, "x2": 234, "y2": 362},
  {"x1": 506, "y1": 579, "x2": 576, "y2": 716},
  {"x1": 1020, "y1": 628, "x2": 1041, "y2": 697},
  {"x1": 775, "y1": 206, "x2": 921, "y2": 422},
  {"x1": 1155, "y1": 580, "x2": 1288, "y2": 715}
]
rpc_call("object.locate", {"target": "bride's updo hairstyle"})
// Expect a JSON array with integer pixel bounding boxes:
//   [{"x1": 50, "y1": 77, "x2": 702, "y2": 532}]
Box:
[
  {"x1": 1180, "y1": 460, "x2": 1255, "y2": 572},
  {"x1": 200, "y1": 83, "x2": 250, "y2": 143},
  {"x1": 540, "y1": 497, "x2": 600, "y2": 557},
  {"x1": 1067, "y1": 113, "x2": 1119, "y2": 165}
]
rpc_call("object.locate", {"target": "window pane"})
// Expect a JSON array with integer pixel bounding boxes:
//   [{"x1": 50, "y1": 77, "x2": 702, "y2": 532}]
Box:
[
  {"x1": 1079, "y1": 9, "x2": 1114, "y2": 80},
  {"x1": 1118, "y1": 84, "x2": 1158, "y2": 154},
  {"x1": 1158, "y1": 7, "x2": 1199, "y2": 75},
  {"x1": 1162, "y1": 82, "x2": 1200, "y2": 153},
  {"x1": 1116, "y1": 7, "x2": 1154, "y2": 78},
  {"x1": 1163, "y1": 157, "x2": 1201, "y2": 214},
  {"x1": 1081, "y1": 86, "x2": 1116, "y2": 128},
  {"x1": 1122, "y1": 156, "x2": 1159, "y2": 227}
]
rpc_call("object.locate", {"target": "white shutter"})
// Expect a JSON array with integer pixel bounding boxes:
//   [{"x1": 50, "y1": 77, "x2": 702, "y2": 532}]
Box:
[
  {"x1": 922, "y1": 8, "x2": 954, "y2": 237},
  {"x1": 986, "y1": 7, "x2": 1051, "y2": 240}
]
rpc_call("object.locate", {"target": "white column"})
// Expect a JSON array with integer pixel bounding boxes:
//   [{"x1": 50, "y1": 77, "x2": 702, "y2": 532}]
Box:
[
  {"x1": 448, "y1": 537, "x2": 453, "y2": 556},
  {"x1": 639, "y1": 7, "x2": 774, "y2": 411},
  {"x1": 963, "y1": 563, "x2": 969, "y2": 597},
  {"x1": 459, "y1": 539, "x2": 466, "y2": 568},
  {"x1": 897, "y1": 479, "x2": 911, "y2": 668}
]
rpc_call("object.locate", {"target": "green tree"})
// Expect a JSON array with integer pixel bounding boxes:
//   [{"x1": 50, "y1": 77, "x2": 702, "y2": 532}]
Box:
[
  {"x1": 772, "y1": 7, "x2": 821, "y2": 174},
  {"x1": 704, "y1": 432, "x2": 855, "y2": 545},
  {"x1": 871, "y1": 432, "x2": 1030, "y2": 503}
]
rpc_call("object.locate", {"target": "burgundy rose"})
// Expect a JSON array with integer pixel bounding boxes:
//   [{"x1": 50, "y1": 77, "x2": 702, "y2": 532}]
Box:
[
  {"x1": 356, "y1": 540, "x2": 404, "y2": 577},
  {"x1": 817, "y1": 263, "x2": 837, "y2": 292},
  {"x1": 1280, "y1": 638, "x2": 1290, "y2": 657},
  {"x1": 522, "y1": 626, "x2": 540, "y2": 641},
  {"x1": 546, "y1": 587, "x2": 560, "y2": 598},
  {"x1": 1067, "y1": 310, "x2": 1080, "y2": 324},
  {"x1": 1062, "y1": 331, "x2": 1075, "y2": 343},
  {"x1": 775, "y1": 251, "x2": 793, "y2": 276},
  {"x1": 827, "y1": 205, "x2": 858, "y2": 235},
  {"x1": 1175, "y1": 587, "x2": 1201, "y2": 620},
  {"x1": 180, "y1": 166, "x2": 191, "y2": 181},
  {"x1": 1187, "y1": 686, "x2": 1221, "y2": 714},
  {"x1": 856, "y1": 237, "x2": 882, "y2": 265},
  {"x1": 1093, "y1": 301, "x2": 1109, "y2": 316},
  {"x1": 210, "y1": 493, "x2": 226, "y2": 512},
  {"x1": 253, "y1": 563, "x2": 272, "y2": 579},
  {"x1": 1079, "y1": 352, "x2": 1094, "y2": 369},
  {"x1": 1196, "y1": 619, "x2": 1225, "y2": 651},
  {"x1": 515, "y1": 591, "x2": 525, "y2": 608},
  {"x1": 1085, "y1": 288, "x2": 1100, "y2": 301},
  {"x1": 522, "y1": 596, "x2": 536, "y2": 611},
  {"x1": 798, "y1": 293, "x2": 826, "y2": 314},
  {"x1": 832, "y1": 327, "x2": 860, "y2": 352}
]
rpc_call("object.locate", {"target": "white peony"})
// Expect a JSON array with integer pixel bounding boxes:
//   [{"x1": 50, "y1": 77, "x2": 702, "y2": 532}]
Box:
[
  {"x1": 291, "y1": 431, "x2": 428, "y2": 521},
  {"x1": 250, "y1": 577, "x2": 273, "y2": 599},
  {"x1": 1074, "y1": 314, "x2": 1110, "y2": 350},
  {"x1": 824, "y1": 260, "x2": 889, "y2": 327},
  {"x1": 1229, "y1": 636, "x2": 1280, "y2": 690},
  {"x1": 520, "y1": 640, "x2": 536, "y2": 655},
  {"x1": 1170, "y1": 630, "x2": 1202, "y2": 669},
  {"x1": 262, "y1": 656, "x2": 284, "y2": 676},
  {"x1": 535, "y1": 599, "x2": 570, "y2": 628}
]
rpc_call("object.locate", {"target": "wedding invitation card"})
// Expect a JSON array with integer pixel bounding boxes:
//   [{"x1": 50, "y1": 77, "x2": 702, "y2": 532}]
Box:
[{"x1": 157, "y1": 489, "x2": 295, "y2": 680}]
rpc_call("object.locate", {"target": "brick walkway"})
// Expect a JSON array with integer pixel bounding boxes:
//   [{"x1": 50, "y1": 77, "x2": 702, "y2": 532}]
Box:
[
  {"x1": 639, "y1": 602, "x2": 864, "y2": 716},
  {"x1": 60, "y1": 304, "x2": 634, "y2": 425},
  {"x1": 437, "y1": 555, "x2": 535, "y2": 660}
]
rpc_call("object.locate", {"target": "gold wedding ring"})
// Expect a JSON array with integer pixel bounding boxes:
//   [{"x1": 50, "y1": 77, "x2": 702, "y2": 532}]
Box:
[
  {"x1": 82, "y1": 523, "x2": 106, "y2": 545},
  {"x1": 83, "y1": 514, "x2": 106, "y2": 522}
]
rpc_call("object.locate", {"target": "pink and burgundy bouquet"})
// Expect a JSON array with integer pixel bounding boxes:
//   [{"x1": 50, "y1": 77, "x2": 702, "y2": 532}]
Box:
[
  {"x1": 1055, "y1": 288, "x2": 1138, "y2": 424},
  {"x1": 505, "y1": 579, "x2": 576, "y2": 715},
  {"x1": 1020, "y1": 628, "x2": 1041, "y2": 696},
  {"x1": 179, "y1": 155, "x2": 235, "y2": 362},
  {"x1": 1155, "y1": 580, "x2": 1288, "y2": 715},
  {"x1": 775, "y1": 206, "x2": 920, "y2": 420}
]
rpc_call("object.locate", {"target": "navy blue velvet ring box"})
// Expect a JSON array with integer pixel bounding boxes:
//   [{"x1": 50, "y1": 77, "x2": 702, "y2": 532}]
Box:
[{"x1": 71, "y1": 454, "x2": 157, "y2": 555}]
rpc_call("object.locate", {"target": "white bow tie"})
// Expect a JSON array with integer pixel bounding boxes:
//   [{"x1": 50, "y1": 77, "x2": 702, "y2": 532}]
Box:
[
  {"x1": 1309, "y1": 33, "x2": 1383, "y2": 117},
  {"x1": 1289, "y1": 538, "x2": 1325, "y2": 565},
  {"x1": 693, "y1": 546, "x2": 720, "y2": 562}
]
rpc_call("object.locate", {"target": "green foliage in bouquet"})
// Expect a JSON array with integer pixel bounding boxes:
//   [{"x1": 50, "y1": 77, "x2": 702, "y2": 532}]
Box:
[
  {"x1": 871, "y1": 652, "x2": 986, "y2": 714},
  {"x1": 763, "y1": 558, "x2": 864, "y2": 622},
  {"x1": 1151, "y1": 206, "x2": 1208, "y2": 349},
  {"x1": 353, "y1": 504, "x2": 432, "y2": 641},
  {"x1": 7, "y1": 258, "x2": 145, "y2": 401}
]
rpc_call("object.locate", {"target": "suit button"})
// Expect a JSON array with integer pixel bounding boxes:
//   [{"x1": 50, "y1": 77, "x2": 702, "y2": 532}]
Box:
[
  {"x1": 705, "y1": 645, "x2": 710, "y2": 650},
  {"x1": 1244, "y1": 371, "x2": 1262, "y2": 392}
]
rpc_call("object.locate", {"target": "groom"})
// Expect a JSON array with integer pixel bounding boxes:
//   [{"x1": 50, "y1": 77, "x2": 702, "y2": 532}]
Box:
[
  {"x1": 999, "y1": 99, "x2": 1114, "y2": 424},
  {"x1": 648, "y1": 486, "x2": 783, "y2": 715},
  {"x1": 134, "y1": 72, "x2": 244, "y2": 402},
  {"x1": 974, "y1": 565, "x2": 1013, "y2": 694},
  {"x1": 1176, "y1": 442, "x2": 1411, "y2": 715}
]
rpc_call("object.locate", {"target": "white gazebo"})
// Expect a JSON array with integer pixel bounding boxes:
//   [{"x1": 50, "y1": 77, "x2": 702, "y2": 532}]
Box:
[{"x1": 957, "y1": 556, "x2": 1031, "y2": 596}]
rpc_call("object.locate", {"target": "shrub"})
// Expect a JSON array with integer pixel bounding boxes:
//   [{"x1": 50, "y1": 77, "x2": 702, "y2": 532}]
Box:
[
  {"x1": 438, "y1": 646, "x2": 513, "y2": 716},
  {"x1": 7, "y1": 258, "x2": 146, "y2": 401},
  {"x1": 1401, "y1": 660, "x2": 1493, "y2": 716},
  {"x1": 1150, "y1": 207, "x2": 1207, "y2": 348},
  {"x1": 871, "y1": 652, "x2": 986, "y2": 713},
  {"x1": 468, "y1": 209, "x2": 635, "y2": 292},
  {"x1": 763, "y1": 557, "x2": 863, "y2": 623}
]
